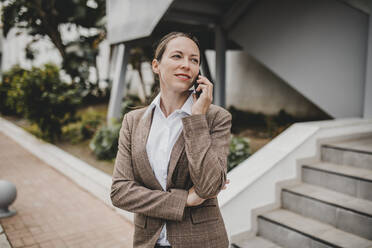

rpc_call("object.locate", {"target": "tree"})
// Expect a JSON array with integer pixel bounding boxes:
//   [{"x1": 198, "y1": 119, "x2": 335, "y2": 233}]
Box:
[{"x1": 1, "y1": 0, "x2": 106, "y2": 99}]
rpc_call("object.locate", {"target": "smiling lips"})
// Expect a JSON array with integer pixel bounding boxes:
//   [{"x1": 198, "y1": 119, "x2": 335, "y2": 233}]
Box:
[{"x1": 175, "y1": 73, "x2": 191, "y2": 81}]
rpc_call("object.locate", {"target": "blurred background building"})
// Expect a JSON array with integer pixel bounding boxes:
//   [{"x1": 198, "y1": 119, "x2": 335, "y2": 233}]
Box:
[
  {"x1": 105, "y1": 0, "x2": 372, "y2": 122},
  {"x1": 3, "y1": 0, "x2": 371, "y2": 122}
]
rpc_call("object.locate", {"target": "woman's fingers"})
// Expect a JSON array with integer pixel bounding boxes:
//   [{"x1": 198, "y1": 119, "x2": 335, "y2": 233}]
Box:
[
  {"x1": 197, "y1": 76, "x2": 213, "y2": 87},
  {"x1": 197, "y1": 75, "x2": 212, "y2": 86},
  {"x1": 222, "y1": 179, "x2": 230, "y2": 190},
  {"x1": 187, "y1": 187, "x2": 206, "y2": 206},
  {"x1": 191, "y1": 75, "x2": 213, "y2": 115},
  {"x1": 195, "y1": 84, "x2": 208, "y2": 93},
  {"x1": 196, "y1": 77, "x2": 213, "y2": 99},
  {"x1": 196, "y1": 83, "x2": 213, "y2": 101}
]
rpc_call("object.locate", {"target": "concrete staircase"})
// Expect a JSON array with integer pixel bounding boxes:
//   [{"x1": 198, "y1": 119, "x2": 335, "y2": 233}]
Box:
[{"x1": 232, "y1": 136, "x2": 372, "y2": 248}]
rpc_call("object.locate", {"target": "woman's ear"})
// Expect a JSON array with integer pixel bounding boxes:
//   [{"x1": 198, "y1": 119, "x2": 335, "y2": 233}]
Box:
[{"x1": 152, "y1": 59, "x2": 160, "y2": 74}]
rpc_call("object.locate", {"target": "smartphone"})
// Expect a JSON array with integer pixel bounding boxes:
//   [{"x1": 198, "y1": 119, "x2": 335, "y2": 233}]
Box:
[{"x1": 193, "y1": 71, "x2": 202, "y2": 98}]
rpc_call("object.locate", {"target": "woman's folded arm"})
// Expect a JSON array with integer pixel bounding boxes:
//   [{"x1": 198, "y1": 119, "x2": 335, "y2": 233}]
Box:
[
  {"x1": 111, "y1": 113, "x2": 188, "y2": 221},
  {"x1": 181, "y1": 108, "x2": 232, "y2": 199}
]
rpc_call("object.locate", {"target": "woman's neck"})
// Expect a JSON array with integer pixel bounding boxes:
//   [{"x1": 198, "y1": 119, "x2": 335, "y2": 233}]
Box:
[{"x1": 160, "y1": 90, "x2": 190, "y2": 118}]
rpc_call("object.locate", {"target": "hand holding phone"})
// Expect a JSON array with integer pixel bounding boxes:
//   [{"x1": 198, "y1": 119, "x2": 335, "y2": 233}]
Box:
[
  {"x1": 191, "y1": 72, "x2": 214, "y2": 115},
  {"x1": 193, "y1": 71, "x2": 202, "y2": 98}
]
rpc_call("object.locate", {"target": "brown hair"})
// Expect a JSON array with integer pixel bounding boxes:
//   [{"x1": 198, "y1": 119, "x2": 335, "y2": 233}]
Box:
[{"x1": 154, "y1": 32, "x2": 201, "y2": 63}]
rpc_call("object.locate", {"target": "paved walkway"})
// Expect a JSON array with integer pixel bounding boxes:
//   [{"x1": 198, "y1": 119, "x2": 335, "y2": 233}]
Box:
[{"x1": 0, "y1": 132, "x2": 133, "y2": 248}]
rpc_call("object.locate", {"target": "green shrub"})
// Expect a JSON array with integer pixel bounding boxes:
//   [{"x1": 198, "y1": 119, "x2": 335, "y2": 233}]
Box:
[
  {"x1": 227, "y1": 136, "x2": 251, "y2": 172},
  {"x1": 89, "y1": 123, "x2": 121, "y2": 160},
  {"x1": 228, "y1": 106, "x2": 267, "y2": 134},
  {"x1": 120, "y1": 94, "x2": 142, "y2": 119},
  {"x1": 265, "y1": 116, "x2": 279, "y2": 138},
  {"x1": 6, "y1": 64, "x2": 81, "y2": 142},
  {"x1": 62, "y1": 122, "x2": 84, "y2": 144},
  {"x1": 80, "y1": 108, "x2": 104, "y2": 139},
  {"x1": 0, "y1": 65, "x2": 26, "y2": 115},
  {"x1": 62, "y1": 108, "x2": 104, "y2": 144},
  {"x1": 274, "y1": 109, "x2": 295, "y2": 126},
  {"x1": 24, "y1": 123, "x2": 44, "y2": 140},
  {"x1": 90, "y1": 95, "x2": 142, "y2": 160}
]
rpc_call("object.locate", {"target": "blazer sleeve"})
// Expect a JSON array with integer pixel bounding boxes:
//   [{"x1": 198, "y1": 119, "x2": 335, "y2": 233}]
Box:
[
  {"x1": 181, "y1": 109, "x2": 232, "y2": 199},
  {"x1": 111, "y1": 113, "x2": 188, "y2": 221}
]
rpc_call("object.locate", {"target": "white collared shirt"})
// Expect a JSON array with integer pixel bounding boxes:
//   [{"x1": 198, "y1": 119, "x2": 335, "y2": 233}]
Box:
[{"x1": 145, "y1": 93, "x2": 193, "y2": 246}]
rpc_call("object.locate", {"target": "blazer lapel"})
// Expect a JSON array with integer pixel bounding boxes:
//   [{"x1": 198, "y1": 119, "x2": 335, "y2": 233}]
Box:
[
  {"x1": 166, "y1": 131, "x2": 185, "y2": 190},
  {"x1": 135, "y1": 108, "x2": 163, "y2": 190}
]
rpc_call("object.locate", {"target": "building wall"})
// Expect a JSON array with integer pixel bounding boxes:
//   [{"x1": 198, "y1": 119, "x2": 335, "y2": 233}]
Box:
[
  {"x1": 229, "y1": 0, "x2": 369, "y2": 118},
  {"x1": 206, "y1": 50, "x2": 327, "y2": 118},
  {"x1": 364, "y1": 4, "x2": 372, "y2": 118}
]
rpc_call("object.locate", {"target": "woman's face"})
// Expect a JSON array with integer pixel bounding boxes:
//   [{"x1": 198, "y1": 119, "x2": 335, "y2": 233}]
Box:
[{"x1": 152, "y1": 36, "x2": 200, "y2": 94}]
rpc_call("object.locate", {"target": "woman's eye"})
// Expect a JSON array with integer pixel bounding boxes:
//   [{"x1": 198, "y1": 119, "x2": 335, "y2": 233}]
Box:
[
  {"x1": 172, "y1": 54, "x2": 181, "y2": 59},
  {"x1": 191, "y1": 58, "x2": 199, "y2": 64}
]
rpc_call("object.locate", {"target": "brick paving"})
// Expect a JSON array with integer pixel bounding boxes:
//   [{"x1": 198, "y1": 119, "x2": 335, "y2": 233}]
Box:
[{"x1": 0, "y1": 132, "x2": 133, "y2": 248}]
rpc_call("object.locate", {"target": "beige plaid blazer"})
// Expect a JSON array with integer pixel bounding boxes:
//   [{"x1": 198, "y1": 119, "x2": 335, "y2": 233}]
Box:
[{"x1": 111, "y1": 104, "x2": 231, "y2": 248}]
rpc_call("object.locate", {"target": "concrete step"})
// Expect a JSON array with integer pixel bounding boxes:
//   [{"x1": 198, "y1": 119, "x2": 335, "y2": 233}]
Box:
[
  {"x1": 232, "y1": 236, "x2": 282, "y2": 248},
  {"x1": 321, "y1": 136, "x2": 372, "y2": 170},
  {"x1": 282, "y1": 183, "x2": 372, "y2": 239},
  {"x1": 302, "y1": 162, "x2": 372, "y2": 201},
  {"x1": 258, "y1": 209, "x2": 372, "y2": 248}
]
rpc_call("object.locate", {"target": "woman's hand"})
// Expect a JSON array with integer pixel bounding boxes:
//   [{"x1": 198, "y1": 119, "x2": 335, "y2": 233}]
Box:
[
  {"x1": 186, "y1": 186, "x2": 206, "y2": 207},
  {"x1": 191, "y1": 75, "x2": 213, "y2": 115},
  {"x1": 186, "y1": 179, "x2": 230, "y2": 207}
]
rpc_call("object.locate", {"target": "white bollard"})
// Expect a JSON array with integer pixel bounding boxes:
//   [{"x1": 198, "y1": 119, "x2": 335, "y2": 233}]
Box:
[{"x1": 0, "y1": 180, "x2": 17, "y2": 218}]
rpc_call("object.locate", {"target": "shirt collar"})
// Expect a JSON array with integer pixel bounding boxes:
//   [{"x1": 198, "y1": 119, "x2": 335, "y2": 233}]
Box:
[{"x1": 142, "y1": 92, "x2": 193, "y2": 119}]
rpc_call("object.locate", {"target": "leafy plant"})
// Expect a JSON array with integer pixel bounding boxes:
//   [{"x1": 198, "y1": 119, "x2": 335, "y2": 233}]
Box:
[
  {"x1": 24, "y1": 123, "x2": 44, "y2": 140},
  {"x1": 90, "y1": 95, "x2": 142, "y2": 159},
  {"x1": 121, "y1": 95, "x2": 142, "y2": 118},
  {"x1": 89, "y1": 122, "x2": 121, "y2": 160},
  {"x1": 0, "y1": 65, "x2": 26, "y2": 115},
  {"x1": 227, "y1": 136, "x2": 251, "y2": 172},
  {"x1": 265, "y1": 116, "x2": 279, "y2": 138},
  {"x1": 62, "y1": 122, "x2": 83, "y2": 144},
  {"x1": 6, "y1": 64, "x2": 81, "y2": 142},
  {"x1": 62, "y1": 106, "x2": 104, "y2": 144},
  {"x1": 228, "y1": 106, "x2": 267, "y2": 134},
  {"x1": 80, "y1": 108, "x2": 104, "y2": 139}
]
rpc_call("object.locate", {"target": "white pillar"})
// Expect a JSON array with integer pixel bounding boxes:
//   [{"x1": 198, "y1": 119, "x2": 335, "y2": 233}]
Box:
[
  {"x1": 214, "y1": 25, "x2": 227, "y2": 108},
  {"x1": 107, "y1": 45, "x2": 119, "y2": 86},
  {"x1": 201, "y1": 49, "x2": 212, "y2": 82},
  {"x1": 363, "y1": 0, "x2": 372, "y2": 118},
  {"x1": 107, "y1": 43, "x2": 130, "y2": 124}
]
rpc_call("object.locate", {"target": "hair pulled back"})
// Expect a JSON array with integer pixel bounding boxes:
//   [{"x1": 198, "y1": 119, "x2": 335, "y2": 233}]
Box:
[{"x1": 153, "y1": 32, "x2": 201, "y2": 63}]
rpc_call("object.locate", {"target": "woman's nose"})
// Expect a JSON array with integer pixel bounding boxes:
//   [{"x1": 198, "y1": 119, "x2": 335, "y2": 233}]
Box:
[{"x1": 180, "y1": 58, "x2": 190, "y2": 69}]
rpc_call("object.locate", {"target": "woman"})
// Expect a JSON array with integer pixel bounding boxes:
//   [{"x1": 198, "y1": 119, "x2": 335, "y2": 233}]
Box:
[{"x1": 111, "y1": 32, "x2": 231, "y2": 248}]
